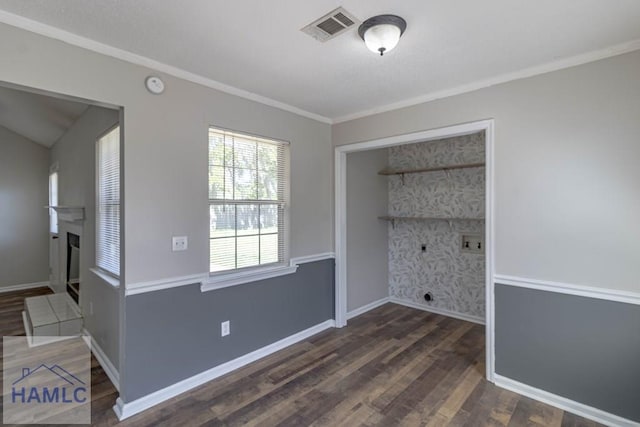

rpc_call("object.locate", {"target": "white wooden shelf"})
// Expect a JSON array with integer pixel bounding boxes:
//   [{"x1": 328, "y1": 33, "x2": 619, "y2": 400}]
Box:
[
  {"x1": 379, "y1": 215, "x2": 484, "y2": 228},
  {"x1": 378, "y1": 162, "x2": 485, "y2": 176}
]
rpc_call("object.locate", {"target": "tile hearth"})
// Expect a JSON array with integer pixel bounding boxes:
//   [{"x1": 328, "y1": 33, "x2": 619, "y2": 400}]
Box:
[{"x1": 22, "y1": 293, "x2": 83, "y2": 346}]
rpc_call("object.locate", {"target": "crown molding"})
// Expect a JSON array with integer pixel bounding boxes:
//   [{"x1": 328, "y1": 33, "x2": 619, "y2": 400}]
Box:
[
  {"x1": 2, "y1": 9, "x2": 639, "y2": 126},
  {"x1": 333, "y1": 38, "x2": 640, "y2": 124},
  {"x1": 0, "y1": 10, "x2": 332, "y2": 124}
]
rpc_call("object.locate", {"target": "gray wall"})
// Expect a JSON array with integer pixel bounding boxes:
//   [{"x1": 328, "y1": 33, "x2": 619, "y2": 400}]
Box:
[
  {"x1": 124, "y1": 259, "x2": 334, "y2": 400},
  {"x1": 333, "y1": 50, "x2": 640, "y2": 421},
  {"x1": 0, "y1": 125, "x2": 49, "y2": 288},
  {"x1": 495, "y1": 284, "x2": 640, "y2": 422},
  {"x1": 0, "y1": 23, "x2": 332, "y2": 286},
  {"x1": 50, "y1": 106, "x2": 120, "y2": 369},
  {"x1": 334, "y1": 50, "x2": 640, "y2": 294},
  {"x1": 0, "y1": 22, "x2": 333, "y2": 399},
  {"x1": 346, "y1": 149, "x2": 389, "y2": 312}
]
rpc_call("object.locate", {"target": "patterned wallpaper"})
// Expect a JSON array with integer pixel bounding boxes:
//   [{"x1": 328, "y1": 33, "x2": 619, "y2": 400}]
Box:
[{"x1": 388, "y1": 132, "x2": 486, "y2": 320}]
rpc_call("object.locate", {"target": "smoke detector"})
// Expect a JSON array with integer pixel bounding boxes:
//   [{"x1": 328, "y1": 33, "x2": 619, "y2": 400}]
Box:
[{"x1": 301, "y1": 7, "x2": 360, "y2": 42}]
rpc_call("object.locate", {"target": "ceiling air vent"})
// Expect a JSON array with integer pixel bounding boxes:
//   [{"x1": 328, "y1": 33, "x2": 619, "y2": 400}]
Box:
[{"x1": 301, "y1": 7, "x2": 359, "y2": 42}]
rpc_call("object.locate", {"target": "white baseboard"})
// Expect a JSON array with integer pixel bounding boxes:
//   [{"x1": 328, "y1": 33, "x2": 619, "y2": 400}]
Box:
[
  {"x1": 82, "y1": 328, "x2": 119, "y2": 392},
  {"x1": 113, "y1": 319, "x2": 336, "y2": 420},
  {"x1": 494, "y1": 374, "x2": 639, "y2": 427},
  {"x1": 389, "y1": 297, "x2": 485, "y2": 325},
  {"x1": 0, "y1": 281, "x2": 50, "y2": 293},
  {"x1": 346, "y1": 297, "x2": 390, "y2": 320}
]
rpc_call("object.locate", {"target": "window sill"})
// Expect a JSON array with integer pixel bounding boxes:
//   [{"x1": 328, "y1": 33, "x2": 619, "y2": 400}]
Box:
[
  {"x1": 201, "y1": 263, "x2": 298, "y2": 292},
  {"x1": 90, "y1": 268, "x2": 120, "y2": 289}
]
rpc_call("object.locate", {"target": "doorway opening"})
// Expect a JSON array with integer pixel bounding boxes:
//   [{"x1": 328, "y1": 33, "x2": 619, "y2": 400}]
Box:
[
  {"x1": 334, "y1": 119, "x2": 495, "y2": 382},
  {"x1": 0, "y1": 80, "x2": 123, "y2": 392}
]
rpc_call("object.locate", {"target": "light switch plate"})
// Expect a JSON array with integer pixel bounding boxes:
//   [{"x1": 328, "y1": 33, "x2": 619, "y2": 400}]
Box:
[{"x1": 172, "y1": 236, "x2": 188, "y2": 251}]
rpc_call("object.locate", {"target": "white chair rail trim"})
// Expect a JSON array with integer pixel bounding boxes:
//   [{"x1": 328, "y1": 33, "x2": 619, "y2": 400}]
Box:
[
  {"x1": 494, "y1": 274, "x2": 640, "y2": 306},
  {"x1": 125, "y1": 252, "x2": 335, "y2": 296}
]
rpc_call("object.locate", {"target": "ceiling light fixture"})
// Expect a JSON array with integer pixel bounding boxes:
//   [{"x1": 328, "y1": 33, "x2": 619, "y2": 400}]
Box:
[{"x1": 358, "y1": 15, "x2": 407, "y2": 56}]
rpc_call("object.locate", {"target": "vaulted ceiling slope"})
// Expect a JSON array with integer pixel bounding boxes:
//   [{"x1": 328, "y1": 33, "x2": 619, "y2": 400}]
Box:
[
  {"x1": 0, "y1": 85, "x2": 88, "y2": 148},
  {"x1": 0, "y1": 1, "x2": 639, "y2": 122}
]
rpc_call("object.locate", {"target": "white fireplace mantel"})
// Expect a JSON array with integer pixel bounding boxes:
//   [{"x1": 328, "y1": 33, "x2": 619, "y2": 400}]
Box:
[{"x1": 46, "y1": 206, "x2": 85, "y2": 222}]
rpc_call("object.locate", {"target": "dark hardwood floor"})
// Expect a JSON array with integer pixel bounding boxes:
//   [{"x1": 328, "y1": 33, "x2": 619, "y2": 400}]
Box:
[
  {"x1": 0, "y1": 288, "x2": 601, "y2": 426},
  {"x1": 0, "y1": 287, "x2": 120, "y2": 426}
]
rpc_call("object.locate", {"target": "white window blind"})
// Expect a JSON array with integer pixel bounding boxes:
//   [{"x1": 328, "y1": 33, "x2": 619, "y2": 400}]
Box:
[
  {"x1": 49, "y1": 171, "x2": 58, "y2": 234},
  {"x1": 208, "y1": 128, "x2": 289, "y2": 274},
  {"x1": 96, "y1": 126, "x2": 120, "y2": 277}
]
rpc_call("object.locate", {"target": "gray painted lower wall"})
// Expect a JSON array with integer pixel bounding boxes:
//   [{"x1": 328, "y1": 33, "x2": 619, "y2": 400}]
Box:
[
  {"x1": 122, "y1": 259, "x2": 334, "y2": 401},
  {"x1": 495, "y1": 284, "x2": 640, "y2": 422}
]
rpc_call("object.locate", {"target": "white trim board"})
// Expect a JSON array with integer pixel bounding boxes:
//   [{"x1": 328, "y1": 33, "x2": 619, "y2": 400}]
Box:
[
  {"x1": 494, "y1": 374, "x2": 640, "y2": 427},
  {"x1": 126, "y1": 272, "x2": 207, "y2": 296},
  {"x1": 389, "y1": 298, "x2": 485, "y2": 325},
  {"x1": 334, "y1": 119, "x2": 495, "y2": 381},
  {"x1": 332, "y1": 39, "x2": 640, "y2": 123},
  {"x1": 125, "y1": 252, "x2": 335, "y2": 296},
  {"x1": 346, "y1": 297, "x2": 390, "y2": 320},
  {"x1": 113, "y1": 319, "x2": 336, "y2": 420},
  {"x1": 0, "y1": 10, "x2": 331, "y2": 124},
  {"x1": 82, "y1": 328, "x2": 119, "y2": 392},
  {"x1": 291, "y1": 252, "x2": 335, "y2": 265},
  {"x1": 2, "y1": 10, "x2": 639, "y2": 126},
  {"x1": 494, "y1": 274, "x2": 640, "y2": 306},
  {"x1": 201, "y1": 264, "x2": 298, "y2": 292},
  {"x1": 0, "y1": 281, "x2": 51, "y2": 293},
  {"x1": 201, "y1": 254, "x2": 334, "y2": 292}
]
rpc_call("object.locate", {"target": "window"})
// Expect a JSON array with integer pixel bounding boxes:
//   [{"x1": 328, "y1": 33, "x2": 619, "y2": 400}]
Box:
[
  {"x1": 208, "y1": 128, "x2": 289, "y2": 274},
  {"x1": 96, "y1": 126, "x2": 120, "y2": 277},
  {"x1": 49, "y1": 170, "x2": 58, "y2": 234}
]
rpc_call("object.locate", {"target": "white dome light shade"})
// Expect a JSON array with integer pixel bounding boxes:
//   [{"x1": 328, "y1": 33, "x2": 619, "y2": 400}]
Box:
[
  {"x1": 364, "y1": 24, "x2": 401, "y2": 55},
  {"x1": 358, "y1": 15, "x2": 407, "y2": 56}
]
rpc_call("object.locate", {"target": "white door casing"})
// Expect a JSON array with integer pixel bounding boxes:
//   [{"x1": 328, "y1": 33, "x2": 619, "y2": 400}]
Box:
[
  {"x1": 334, "y1": 119, "x2": 496, "y2": 382},
  {"x1": 49, "y1": 168, "x2": 61, "y2": 291}
]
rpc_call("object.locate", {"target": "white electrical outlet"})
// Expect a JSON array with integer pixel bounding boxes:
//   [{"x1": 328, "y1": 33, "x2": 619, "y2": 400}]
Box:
[
  {"x1": 221, "y1": 320, "x2": 230, "y2": 337},
  {"x1": 172, "y1": 236, "x2": 188, "y2": 251}
]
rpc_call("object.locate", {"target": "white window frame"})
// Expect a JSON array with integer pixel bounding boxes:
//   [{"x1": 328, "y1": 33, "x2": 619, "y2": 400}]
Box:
[
  {"x1": 202, "y1": 127, "x2": 295, "y2": 291},
  {"x1": 95, "y1": 124, "x2": 121, "y2": 279},
  {"x1": 48, "y1": 165, "x2": 59, "y2": 234}
]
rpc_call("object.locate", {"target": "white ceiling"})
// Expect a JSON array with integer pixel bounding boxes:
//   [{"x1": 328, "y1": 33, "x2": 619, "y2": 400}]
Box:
[
  {"x1": 0, "y1": 85, "x2": 88, "y2": 147},
  {"x1": 0, "y1": 1, "x2": 639, "y2": 122}
]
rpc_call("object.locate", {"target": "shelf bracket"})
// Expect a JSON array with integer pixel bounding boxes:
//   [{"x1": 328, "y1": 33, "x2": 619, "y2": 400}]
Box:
[
  {"x1": 444, "y1": 169, "x2": 452, "y2": 184},
  {"x1": 400, "y1": 173, "x2": 405, "y2": 185},
  {"x1": 391, "y1": 218, "x2": 396, "y2": 229}
]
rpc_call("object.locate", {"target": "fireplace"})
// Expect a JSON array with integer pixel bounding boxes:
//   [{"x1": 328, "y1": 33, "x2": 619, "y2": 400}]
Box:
[{"x1": 66, "y1": 232, "x2": 80, "y2": 304}]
